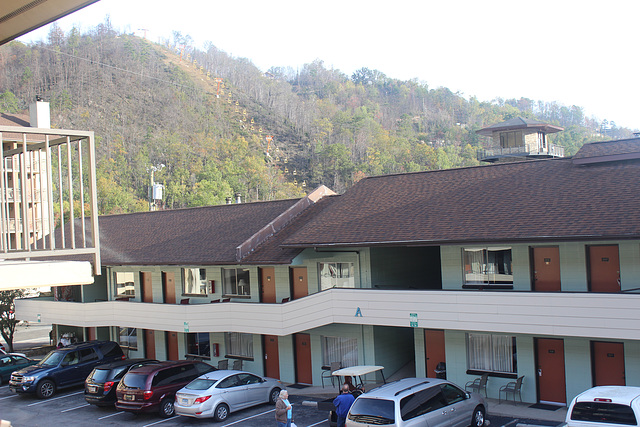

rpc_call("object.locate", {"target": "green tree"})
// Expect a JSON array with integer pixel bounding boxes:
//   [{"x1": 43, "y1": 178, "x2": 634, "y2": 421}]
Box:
[
  {"x1": 0, "y1": 290, "x2": 24, "y2": 352},
  {"x1": 0, "y1": 91, "x2": 20, "y2": 113}
]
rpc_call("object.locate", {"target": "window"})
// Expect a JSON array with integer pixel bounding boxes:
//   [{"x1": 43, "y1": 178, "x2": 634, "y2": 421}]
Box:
[
  {"x1": 225, "y1": 332, "x2": 253, "y2": 360},
  {"x1": 119, "y1": 327, "x2": 138, "y2": 350},
  {"x1": 183, "y1": 268, "x2": 207, "y2": 295},
  {"x1": 322, "y1": 336, "x2": 358, "y2": 367},
  {"x1": 319, "y1": 262, "x2": 355, "y2": 290},
  {"x1": 499, "y1": 131, "x2": 523, "y2": 148},
  {"x1": 222, "y1": 268, "x2": 251, "y2": 296},
  {"x1": 571, "y1": 402, "x2": 637, "y2": 425},
  {"x1": 466, "y1": 333, "x2": 517, "y2": 374},
  {"x1": 400, "y1": 387, "x2": 445, "y2": 421},
  {"x1": 186, "y1": 332, "x2": 210, "y2": 359},
  {"x1": 463, "y1": 247, "x2": 513, "y2": 286},
  {"x1": 115, "y1": 272, "x2": 135, "y2": 297}
]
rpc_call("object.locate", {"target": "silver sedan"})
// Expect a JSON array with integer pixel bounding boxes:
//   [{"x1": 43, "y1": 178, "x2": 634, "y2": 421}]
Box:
[{"x1": 174, "y1": 369, "x2": 284, "y2": 421}]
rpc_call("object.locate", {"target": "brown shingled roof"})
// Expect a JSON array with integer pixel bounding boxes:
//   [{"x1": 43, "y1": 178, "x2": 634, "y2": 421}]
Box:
[
  {"x1": 96, "y1": 199, "x2": 300, "y2": 265},
  {"x1": 572, "y1": 137, "x2": 640, "y2": 164},
  {"x1": 282, "y1": 155, "x2": 640, "y2": 247}
]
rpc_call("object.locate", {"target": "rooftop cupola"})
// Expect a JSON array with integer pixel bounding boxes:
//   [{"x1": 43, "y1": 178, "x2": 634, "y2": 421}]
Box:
[{"x1": 476, "y1": 117, "x2": 564, "y2": 162}]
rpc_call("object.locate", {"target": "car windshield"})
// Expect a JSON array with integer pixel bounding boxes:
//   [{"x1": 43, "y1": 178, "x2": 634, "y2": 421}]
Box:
[
  {"x1": 571, "y1": 401, "x2": 637, "y2": 425},
  {"x1": 121, "y1": 373, "x2": 148, "y2": 389},
  {"x1": 38, "y1": 351, "x2": 64, "y2": 367},
  {"x1": 348, "y1": 398, "x2": 395, "y2": 424},
  {"x1": 186, "y1": 379, "x2": 216, "y2": 390}
]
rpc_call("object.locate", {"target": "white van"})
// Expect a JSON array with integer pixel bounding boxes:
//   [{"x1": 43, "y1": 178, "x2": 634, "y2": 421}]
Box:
[{"x1": 565, "y1": 386, "x2": 640, "y2": 427}]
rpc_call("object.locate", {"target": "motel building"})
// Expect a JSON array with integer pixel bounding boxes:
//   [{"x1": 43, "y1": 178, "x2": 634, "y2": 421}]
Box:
[{"x1": 14, "y1": 120, "x2": 640, "y2": 407}]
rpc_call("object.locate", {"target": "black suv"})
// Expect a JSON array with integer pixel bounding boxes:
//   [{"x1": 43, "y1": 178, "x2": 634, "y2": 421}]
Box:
[
  {"x1": 85, "y1": 358, "x2": 158, "y2": 406},
  {"x1": 10, "y1": 341, "x2": 125, "y2": 398}
]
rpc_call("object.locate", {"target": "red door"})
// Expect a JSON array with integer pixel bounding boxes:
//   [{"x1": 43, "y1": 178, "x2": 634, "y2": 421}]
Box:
[
  {"x1": 589, "y1": 245, "x2": 620, "y2": 292},
  {"x1": 263, "y1": 335, "x2": 280, "y2": 379},
  {"x1": 532, "y1": 247, "x2": 561, "y2": 291},
  {"x1": 424, "y1": 329, "x2": 445, "y2": 379},
  {"x1": 145, "y1": 330, "x2": 156, "y2": 360},
  {"x1": 291, "y1": 267, "x2": 308, "y2": 300},
  {"x1": 260, "y1": 267, "x2": 276, "y2": 303},
  {"x1": 141, "y1": 272, "x2": 153, "y2": 303},
  {"x1": 536, "y1": 338, "x2": 566, "y2": 404},
  {"x1": 162, "y1": 272, "x2": 176, "y2": 304},
  {"x1": 295, "y1": 334, "x2": 312, "y2": 384},
  {"x1": 592, "y1": 341, "x2": 625, "y2": 386},
  {"x1": 166, "y1": 331, "x2": 179, "y2": 361}
]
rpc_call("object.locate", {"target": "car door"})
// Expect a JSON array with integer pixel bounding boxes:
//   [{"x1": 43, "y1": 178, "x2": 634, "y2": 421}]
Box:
[
  {"x1": 0, "y1": 355, "x2": 14, "y2": 382},
  {"x1": 77, "y1": 348, "x2": 100, "y2": 383},
  {"x1": 55, "y1": 351, "x2": 81, "y2": 387},
  {"x1": 440, "y1": 383, "x2": 474, "y2": 427},
  {"x1": 239, "y1": 373, "x2": 268, "y2": 406},
  {"x1": 216, "y1": 374, "x2": 248, "y2": 410}
]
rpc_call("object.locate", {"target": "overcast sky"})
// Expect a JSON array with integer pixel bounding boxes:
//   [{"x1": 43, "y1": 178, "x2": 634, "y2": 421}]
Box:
[{"x1": 19, "y1": 0, "x2": 640, "y2": 130}]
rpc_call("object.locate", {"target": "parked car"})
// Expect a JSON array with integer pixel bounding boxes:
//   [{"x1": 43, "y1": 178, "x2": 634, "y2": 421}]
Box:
[
  {"x1": 346, "y1": 377, "x2": 486, "y2": 427},
  {"x1": 9, "y1": 340, "x2": 125, "y2": 398},
  {"x1": 0, "y1": 348, "x2": 26, "y2": 358},
  {"x1": 84, "y1": 358, "x2": 158, "y2": 406},
  {"x1": 115, "y1": 360, "x2": 215, "y2": 418},
  {"x1": 174, "y1": 369, "x2": 284, "y2": 421},
  {"x1": 565, "y1": 386, "x2": 640, "y2": 427},
  {"x1": 0, "y1": 354, "x2": 37, "y2": 385}
]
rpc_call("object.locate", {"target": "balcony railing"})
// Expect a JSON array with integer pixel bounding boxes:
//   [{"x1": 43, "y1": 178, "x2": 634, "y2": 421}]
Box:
[
  {"x1": 0, "y1": 125, "x2": 100, "y2": 274},
  {"x1": 477, "y1": 144, "x2": 565, "y2": 162}
]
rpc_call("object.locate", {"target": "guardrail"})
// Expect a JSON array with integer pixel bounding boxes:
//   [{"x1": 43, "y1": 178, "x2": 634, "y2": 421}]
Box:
[{"x1": 477, "y1": 144, "x2": 564, "y2": 161}]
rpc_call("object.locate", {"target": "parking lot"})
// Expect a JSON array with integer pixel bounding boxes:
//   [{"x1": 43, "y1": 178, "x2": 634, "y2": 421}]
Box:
[{"x1": 0, "y1": 382, "x2": 564, "y2": 427}]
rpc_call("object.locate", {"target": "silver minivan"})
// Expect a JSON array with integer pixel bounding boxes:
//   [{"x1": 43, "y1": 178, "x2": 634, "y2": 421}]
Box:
[{"x1": 346, "y1": 377, "x2": 486, "y2": 427}]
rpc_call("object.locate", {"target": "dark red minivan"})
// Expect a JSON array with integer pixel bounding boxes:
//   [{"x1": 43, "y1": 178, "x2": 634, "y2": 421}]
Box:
[{"x1": 115, "y1": 360, "x2": 215, "y2": 417}]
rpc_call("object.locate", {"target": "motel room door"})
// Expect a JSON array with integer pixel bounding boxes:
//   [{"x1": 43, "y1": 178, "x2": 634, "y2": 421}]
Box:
[
  {"x1": 290, "y1": 267, "x2": 308, "y2": 300},
  {"x1": 294, "y1": 333, "x2": 312, "y2": 385},
  {"x1": 166, "y1": 331, "x2": 179, "y2": 361},
  {"x1": 592, "y1": 341, "x2": 625, "y2": 386},
  {"x1": 263, "y1": 335, "x2": 280, "y2": 379},
  {"x1": 588, "y1": 245, "x2": 620, "y2": 292},
  {"x1": 532, "y1": 247, "x2": 561, "y2": 292},
  {"x1": 162, "y1": 271, "x2": 176, "y2": 304},
  {"x1": 535, "y1": 338, "x2": 567, "y2": 405},
  {"x1": 424, "y1": 329, "x2": 446, "y2": 379},
  {"x1": 260, "y1": 267, "x2": 276, "y2": 304},
  {"x1": 144, "y1": 330, "x2": 156, "y2": 359}
]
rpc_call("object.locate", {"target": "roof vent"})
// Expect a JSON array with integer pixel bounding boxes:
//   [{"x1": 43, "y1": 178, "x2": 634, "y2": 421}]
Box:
[{"x1": 235, "y1": 193, "x2": 242, "y2": 204}]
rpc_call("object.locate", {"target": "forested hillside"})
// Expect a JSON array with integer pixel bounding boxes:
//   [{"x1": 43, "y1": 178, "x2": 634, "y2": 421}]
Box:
[{"x1": 0, "y1": 20, "x2": 634, "y2": 215}]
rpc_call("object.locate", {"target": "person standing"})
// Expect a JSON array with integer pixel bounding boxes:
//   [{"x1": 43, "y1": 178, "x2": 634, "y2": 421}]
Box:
[
  {"x1": 275, "y1": 389, "x2": 292, "y2": 427},
  {"x1": 333, "y1": 384, "x2": 356, "y2": 427}
]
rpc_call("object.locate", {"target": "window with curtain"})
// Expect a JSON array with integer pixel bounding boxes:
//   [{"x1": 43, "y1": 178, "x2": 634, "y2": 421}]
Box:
[
  {"x1": 118, "y1": 327, "x2": 137, "y2": 350},
  {"x1": 222, "y1": 268, "x2": 251, "y2": 296},
  {"x1": 322, "y1": 336, "x2": 358, "y2": 367},
  {"x1": 186, "y1": 332, "x2": 210, "y2": 358},
  {"x1": 463, "y1": 247, "x2": 513, "y2": 286},
  {"x1": 183, "y1": 268, "x2": 207, "y2": 295},
  {"x1": 225, "y1": 332, "x2": 253, "y2": 360},
  {"x1": 318, "y1": 262, "x2": 355, "y2": 290},
  {"x1": 466, "y1": 333, "x2": 517, "y2": 374},
  {"x1": 115, "y1": 272, "x2": 135, "y2": 297}
]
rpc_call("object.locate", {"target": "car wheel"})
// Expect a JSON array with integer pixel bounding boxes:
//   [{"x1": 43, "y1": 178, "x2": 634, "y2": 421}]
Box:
[
  {"x1": 470, "y1": 405, "x2": 485, "y2": 427},
  {"x1": 214, "y1": 403, "x2": 229, "y2": 422},
  {"x1": 160, "y1": 398, "x2": 175, "y2": 418},
  {"x1": 269, "y1": 387, "x2": 281, "y2": 404},
  {"x1": 36, "y1": 379, "x2": 56, "y2": 399}
]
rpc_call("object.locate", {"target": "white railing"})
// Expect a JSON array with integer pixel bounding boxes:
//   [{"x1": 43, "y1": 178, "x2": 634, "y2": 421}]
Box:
[
  {"x1": 477, "y1": 144, "x2": 564, "y2": 161},
  {"x1": 0, "y1": 126, "x2": 100, "y2": 275}
]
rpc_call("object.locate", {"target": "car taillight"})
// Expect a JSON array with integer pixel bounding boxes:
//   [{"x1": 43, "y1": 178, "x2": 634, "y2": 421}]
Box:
[
  {"x1": 594, "y1": 398, "x2": 612, "y2": 402},
  {"x1": 194, "y1": 395, "x2": 211, "y2": 404},
  {"x1": 103, "y1": 381, "x2": 115, "y2": 393},
  {"x1": 121, "y1": 355, "x2": 126, "y2": 360},
  {"x1": 143, "y1": 391, "x2": 153, "y2": 400}
]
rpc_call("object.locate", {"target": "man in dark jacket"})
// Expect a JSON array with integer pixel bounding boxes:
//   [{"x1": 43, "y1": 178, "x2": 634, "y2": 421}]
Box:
[{"x1": 333, "y1": 384, "x2": 356, "y2": 427}]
